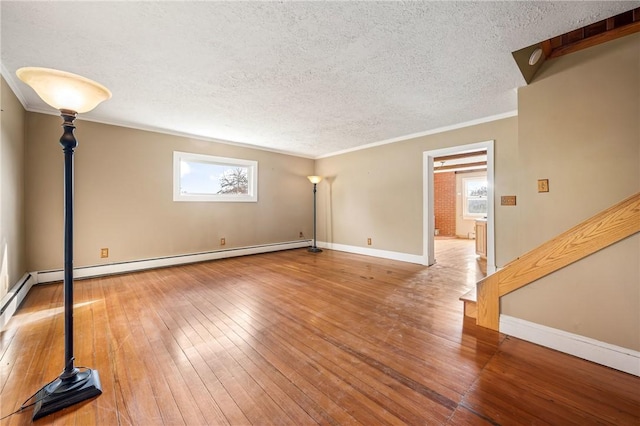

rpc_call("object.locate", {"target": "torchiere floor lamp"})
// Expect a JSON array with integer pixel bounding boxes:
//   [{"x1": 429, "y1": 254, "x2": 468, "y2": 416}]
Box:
[
  {"x1": 16, "y1": 67, "x2": 111, "y2": 420},
  {"x1": 307, "y1": 175, "x2": 323, "y2": 253}
]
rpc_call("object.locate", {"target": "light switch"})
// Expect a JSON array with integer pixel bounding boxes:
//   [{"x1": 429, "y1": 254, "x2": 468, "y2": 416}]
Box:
[{"x1": 538, "y1": 179, "x2": 549, "y2": 193}]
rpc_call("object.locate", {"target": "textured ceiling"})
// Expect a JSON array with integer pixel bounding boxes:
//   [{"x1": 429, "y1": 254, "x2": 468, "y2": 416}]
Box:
[{"x1": 1, "y1": 1, "x2": 636, "y2": 158}]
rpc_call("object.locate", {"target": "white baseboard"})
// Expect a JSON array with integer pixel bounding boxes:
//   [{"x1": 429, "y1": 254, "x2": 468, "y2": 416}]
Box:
[
  {"x1": 318, "y1": 241, "x2": 425, "y2": 265},
  {"x1": 0, "y1": 273, "x2": 37, "y2": 329},
  {"x1": 36, "y1": 240, "x2": 311, "y2": 284},
  {"x1": 500, "y1": 315, "x2": 640, "y2": 377}
]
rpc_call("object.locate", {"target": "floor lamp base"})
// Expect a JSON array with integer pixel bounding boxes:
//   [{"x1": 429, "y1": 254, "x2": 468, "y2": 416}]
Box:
[
  {"x1": 308, "y1": 247, "x2": 323, "y2": 253},
  {"x1": 32, "y1": 369, "x2": 102, "y2": 420}
]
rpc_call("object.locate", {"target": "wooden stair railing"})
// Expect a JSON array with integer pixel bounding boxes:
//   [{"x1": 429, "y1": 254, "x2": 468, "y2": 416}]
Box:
[{"x1": 475, "y1": 192, "x2": 640, "y2": 331}]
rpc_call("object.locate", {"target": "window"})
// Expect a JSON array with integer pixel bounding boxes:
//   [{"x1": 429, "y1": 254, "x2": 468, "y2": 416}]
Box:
[
  {"x1": 173, "y1": 151, "x2": 257, "y2": 202},
  {"x1": 462, "y1": 176, "x2": 487, "y2": 219}
]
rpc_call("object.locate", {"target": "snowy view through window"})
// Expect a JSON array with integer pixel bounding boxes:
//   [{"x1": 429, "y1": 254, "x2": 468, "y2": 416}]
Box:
[{"x1": 463, "y1": 177, "x2": 488, "y2": 217}]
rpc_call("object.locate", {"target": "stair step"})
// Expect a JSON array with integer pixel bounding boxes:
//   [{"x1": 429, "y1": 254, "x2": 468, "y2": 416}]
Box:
[
  {"x1": 459, "y1": 289, "x2": 476, "y2": 302},
  {"x1": 459, "y1": 289, "x2": 477, "y2": 319}
]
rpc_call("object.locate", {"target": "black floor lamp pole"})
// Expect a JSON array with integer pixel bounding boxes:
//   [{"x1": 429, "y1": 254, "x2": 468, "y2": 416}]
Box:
[
  {"x1": 61, "y1": 110, "x2": 79, "y2": 379},
  {"x1": 308, "y1": 179, "x2": 322, "y2": 253},
  {"x1": 31, "y1": 111, "x2": 103, "y2": 420}
]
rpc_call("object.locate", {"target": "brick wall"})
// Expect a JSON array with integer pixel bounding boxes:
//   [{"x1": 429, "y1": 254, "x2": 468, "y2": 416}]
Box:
[{"x1": 434, "y1": 172, "x2": 456, "y2": 236}]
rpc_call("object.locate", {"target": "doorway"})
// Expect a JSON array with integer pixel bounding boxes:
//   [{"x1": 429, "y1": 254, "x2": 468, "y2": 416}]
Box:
[{"x1": 423, "y1": 141, "x2": 495, "y2": 273}]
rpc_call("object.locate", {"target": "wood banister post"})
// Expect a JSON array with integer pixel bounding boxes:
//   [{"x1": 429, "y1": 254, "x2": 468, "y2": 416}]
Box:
[{"x1": 476, "y1": 276, "x2": 499, "y2": 331}]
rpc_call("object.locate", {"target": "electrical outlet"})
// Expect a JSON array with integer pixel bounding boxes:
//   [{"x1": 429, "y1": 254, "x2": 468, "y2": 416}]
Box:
[
  {"x1": 367, "y1": 238, "x2": 372, "y2": 246},
  {"x1": 220, "y1": 238, "x2": 226, "y2": 246},
  {"x1": 299, "y1": 231, "x2": 304, "y2": 238},
  {"x1": 100, "y1": 248, "x2": 109, "y2": 258}
]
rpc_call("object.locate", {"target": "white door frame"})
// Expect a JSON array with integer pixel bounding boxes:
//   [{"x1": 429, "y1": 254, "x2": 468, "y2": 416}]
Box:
[{"x1": 423, "y1": 140, "x2": 496, "y2": 273}]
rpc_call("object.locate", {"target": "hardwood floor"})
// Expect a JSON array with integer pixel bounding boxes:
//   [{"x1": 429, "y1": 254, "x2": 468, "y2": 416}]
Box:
[
  {"x1": 1, "y1": 244, "x2": 638, "y2": 425},
  {"x1": 434, "y1": 237, "x2": 486, "y2": 283}
]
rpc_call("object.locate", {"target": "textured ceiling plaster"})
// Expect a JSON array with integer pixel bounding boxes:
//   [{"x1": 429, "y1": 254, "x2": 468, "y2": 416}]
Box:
[{"x1": 1, "y1": 1, "x2": 635, "y2": 158}]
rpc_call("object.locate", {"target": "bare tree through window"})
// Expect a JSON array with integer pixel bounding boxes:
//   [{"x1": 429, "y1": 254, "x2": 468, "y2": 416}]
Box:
[{"x1": 218, "y1": 167, "x2": 249, "y2": 194}]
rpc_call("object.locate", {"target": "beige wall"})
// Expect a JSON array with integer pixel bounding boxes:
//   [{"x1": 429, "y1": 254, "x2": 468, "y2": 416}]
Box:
[
  {"x1": 25, "y1": 113, "x2": 315, "y2": 271},
  {"x1": 502, "y1": 34, "x2": 640, "y2": 350},
  {"x1": 315, "y1": 117, "x2": 519, "y2": 267},
  {"x1": 0, "y1": 76, "x2": 27, "y2": 298}
]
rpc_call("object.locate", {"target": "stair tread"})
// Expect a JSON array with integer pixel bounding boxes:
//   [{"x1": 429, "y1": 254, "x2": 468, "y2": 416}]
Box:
[{"x1": 459, "y1": 289, "x2": 477, "y2": 303}]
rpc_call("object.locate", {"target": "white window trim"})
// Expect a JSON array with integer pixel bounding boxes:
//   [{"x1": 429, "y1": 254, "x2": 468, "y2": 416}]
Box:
[
  {"x1": 173, "y1": 151, "x2": 258, "y2": 202},
  {"x1": 462, "y1": 176, "x2": 487, "y2": 220}
]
